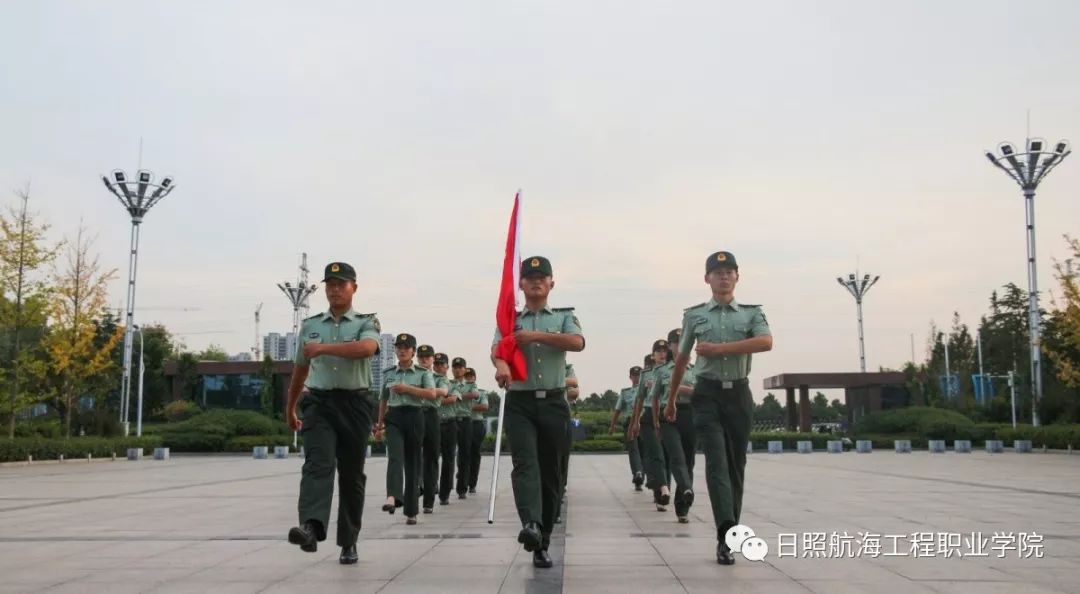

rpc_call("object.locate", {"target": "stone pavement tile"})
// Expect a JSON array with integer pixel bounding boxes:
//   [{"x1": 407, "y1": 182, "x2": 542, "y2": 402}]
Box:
[
  {"x1": 413, "y1": 538, "x2": 519, "y2": 566},
  {"x1": 182, "y1": 565, "x2": 304, "y2": 583},
  {"x1": 562, "y1": 565, "x2": 683, "y2": 594},
  {"x1": 1, "y1": 567, "x2": 92, "y2": 588},
  {"x1": 147, "y1": 582, "x2": 274, "y2": 594},
  {"x1": 261, "y1": 580, "x2": 388, "y2": 594},
  {"x1": 871, "y1": 557, "x2": 1014, "y2": 581},
  {"x1": 134, "y1": 542, "x2": 275, "y2": 569},
  {"x1": 771, "y1": 557, "x2": 919, "y2": 582},
  {"x1": 497, "y1": 564, "x2": 562, "y2": 594},
  {"x1": 41, "y1": 582, "x2": 157, "y2": 594},
  {"x1": 79, "y1": 568, "x2": 201, "y2": 583},
  {"x1": 989, "y1": 566, "x2": 1080, "y2": 591},
  {"x1": 799, "y1": 580, "x2": 937, "y2": 594},
  {"x1": 563, "y1": 551, "x2": 666, "y2": 566},
  {"x1": 921, "y1": 580, "x2": 1072, "y2": 594},
  {"x1": 681, "y1": 577, "x2": 813, "y2": 593},
  {"x1": 377, "y1": 565, "x2": 507, "y2": 594},
  {"x1": 667, "y1": 561, "x2": 792, "y2": 581},
  {"x1": 0, "y1": 542, "x2": 87, "y2": 567},
  {"x1": 564, "y1": 537, "x2": 657, "y2": 556}
]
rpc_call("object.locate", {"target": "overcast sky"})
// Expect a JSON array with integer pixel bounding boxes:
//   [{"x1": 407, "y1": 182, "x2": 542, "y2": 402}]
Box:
[{"x1": 2, "y1": 1, "x2": 1078, "y2": 400}]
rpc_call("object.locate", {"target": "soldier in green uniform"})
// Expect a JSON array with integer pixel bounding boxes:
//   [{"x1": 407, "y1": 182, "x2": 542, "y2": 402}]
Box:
[
  {"x1": 608, "y1": 363, "x2": 645, "y2": 491},
  {"x1": 416, "y1": 345, "x2": 445, "y2": 514},
  {"x1": 375, "y1": 333, "x2": 436, "y2": 525},
  {"x1": 436, "y1": 354, "x2": 460, "y2": 506},
  {"x1": 286, "y1": 262, "x2": 381, "y2": 566},
  {"x1": 629, "y1": 341, "x2": 673, "y2": 511},
  {"x1": 664, "y1": 251, "x2": 772, "y2": 565},
  {"x1": 465, "y1": 368, "x2": 489, "y2": 493},
  {"x1": 453, "y1": 363, "x2": 479, "y2": 499},
  {"x1": 651, "y1": 328, "x2": 698, "y2": 524},
  {"x1": 492, "y1": 256, "x2": 584, "y2": 569},
  {"x1": 555, "y1": 363, "x2": 579, "y2": 524}
]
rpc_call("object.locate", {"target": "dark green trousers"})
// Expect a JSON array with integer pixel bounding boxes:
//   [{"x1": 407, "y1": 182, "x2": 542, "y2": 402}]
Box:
[
  {"x1": 622, "y1": 418, "x2": 643, "y2": 479},
  {"x1": 455, "y1": 417, "x2": 472, "y2": 495},
  {"x1": 297, "y1": 389, "x2": 373, "y2": 547},
  {"x1": 660, "y1": 402, "x2": 696, "y2": 516},
  {"x1": 439, "y1": 419, "x2": 457, "y2": 502},
  {"x1": 468, "y1": 419, "x2": 486, "y2": 490},
  {"x1": 692, "y1": 378, "x2": 752, "y2": 540},
  {"x1": 421, "y1": 408, "x2": 440, "y2": 509},
  {"x1": 639, "y1": 407, "x2": 667, "y2": 491},
  {"x1": 505, "y1": 390, "x2": 570, "y2": 546},
  {"x1": 385, "y1": 406, "x2": 424, "y2": 517}
]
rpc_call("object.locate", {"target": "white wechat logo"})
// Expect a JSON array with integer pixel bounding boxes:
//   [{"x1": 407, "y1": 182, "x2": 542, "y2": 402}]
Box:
[{"x1": 725, "y1": 524, "x2": 769, "y2": 562}]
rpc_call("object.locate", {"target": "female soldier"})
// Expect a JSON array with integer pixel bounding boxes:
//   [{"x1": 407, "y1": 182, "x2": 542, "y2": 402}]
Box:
[
  {"x1": 651, "y1": 328, "x2": 697, "y2": 523},
  {"x1": 375, "y1": 333, "x2": 436, "y2": 525}
]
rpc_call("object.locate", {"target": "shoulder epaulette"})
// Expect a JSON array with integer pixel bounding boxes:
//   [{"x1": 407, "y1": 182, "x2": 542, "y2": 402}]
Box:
[
  {"x1": 684, "y1": 302, "x2": 707, "y2": 312},
  {"x1": 303, "y1": 312, "x2": 323, "y2": 321},
  {"x1": 740, "y1": 304, "x2": 761, "y2": 308},
  {"x1": 553, "y1": 306, "x2": 575, "y2": 312},
  {"x1": 358, "y1": 312, "x2": 377, "y2": 317},
  {"x1": 383, "y1": 365, "x2": 396, "y2": 374}
]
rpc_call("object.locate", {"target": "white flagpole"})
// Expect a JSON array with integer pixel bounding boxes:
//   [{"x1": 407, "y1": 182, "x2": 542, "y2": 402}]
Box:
[{"x1": 488, "y1": 190, "x2": 522, "y2": 524}]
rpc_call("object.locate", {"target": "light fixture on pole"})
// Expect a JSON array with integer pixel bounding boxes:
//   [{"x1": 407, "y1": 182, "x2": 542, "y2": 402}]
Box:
[
  {"x1": 278, "y1": 254, "x2": 317, "y2": 449},
  {"x1": 986, "y1": 137, "x2": 1071, "y2": 427},
  {"x1": 837, "y1": 272, "x2": 880, "y2": 373},
  {"x1": 101, "y1": 169, "x2": 176, "y2": 436}
]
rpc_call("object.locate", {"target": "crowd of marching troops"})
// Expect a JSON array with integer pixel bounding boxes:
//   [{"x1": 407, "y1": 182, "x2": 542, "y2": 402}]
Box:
[{"x1": 287, "y1": 249, "x2": 771, "y2": 568}]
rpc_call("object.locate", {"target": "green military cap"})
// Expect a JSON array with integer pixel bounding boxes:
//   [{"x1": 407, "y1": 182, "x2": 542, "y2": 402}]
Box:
[
  {"x1": 652, "y1": 339, "x2": 670, "y2": 353},
  {"x1": 434, "y1": 353, "x2": 449, "y2": 365},
  {"x1": 706, "y1": 251, "x2": 738, "y2": 273},
  {"x1": 417, "y1": 344, "x2": 435, "y2": 358},
  {"x1": 630, "y1": 366, "x2": 642, "y2": 375},
  {"x1": 394, "y1": 333, "x2": 417, "y2": 348},
  {"x1": 323, "y1": 261, "x2": 357, "y2": 282},
  {"x1": 464, "y1": 367, "x2": 477, "y2": 378},
  {"x1": 667, "y1": 328, "x2": 681, "y2": 343},
  {"x1": 452, "y1": 357, "x2": 467, "y2": 367},
  {"x1": 521, "y1": 255, "x2": 553, "y2": 277}
]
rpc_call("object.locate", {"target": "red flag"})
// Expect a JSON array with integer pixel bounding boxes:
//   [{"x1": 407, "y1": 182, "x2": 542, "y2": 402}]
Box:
[{"x1": 494, "y1": 192, "x2": 527, "y2": 381}]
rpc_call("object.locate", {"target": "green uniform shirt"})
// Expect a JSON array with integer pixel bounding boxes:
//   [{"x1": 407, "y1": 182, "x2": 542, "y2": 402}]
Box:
[
  {"x1": 295, "y1": 308, "x2": 381, "y2": 390},
  {"x1": 678, "y1": 298, "x2": 770, "y2": 381},
  {"x1": 438, "y1": 375, "x2": 458, "y2": 421},
  {"x1": 614, "y1": 386, "x2": 637, "y2": 415},
  {"x1": 635, "y1": 367, "x2": 659, "y2": 408},
  {"x1": 450, "y1": 379, "x2": 478, "y2": 419},
  {"x1": 380, "y1": 363, "x2": 435, "y2": 408},
  {"x1": 492, "y1": 305, "x2": 583, "y2": 391},
  {"x1": 429, "y1": 372, "x2": 450, "y2": 411},
  {"x1": 650, "y1": 361, "x2": 697, "y2": 408},
  {"x1": 470, "y1": 390, "x2": 490, "y2": 421}
]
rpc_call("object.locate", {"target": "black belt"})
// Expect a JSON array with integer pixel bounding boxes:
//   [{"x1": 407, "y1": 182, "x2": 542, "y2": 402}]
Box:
[
  {"x1": 308, "y1": 388, "x2": 371, "y2": 396},
  {"x1": 696, "y1": 377, "x2": 749, "y2": 390},
  {"x1": 507, "y1": 388, "x2": 566, "y2": 399}
]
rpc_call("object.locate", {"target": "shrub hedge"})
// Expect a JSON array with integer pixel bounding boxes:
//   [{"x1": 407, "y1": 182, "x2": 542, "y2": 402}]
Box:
[{"x1": 0, "y1": 437, "x2": 163, "y2": 463}]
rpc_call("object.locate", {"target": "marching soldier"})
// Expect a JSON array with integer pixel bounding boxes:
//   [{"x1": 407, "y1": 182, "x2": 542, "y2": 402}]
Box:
[
  {"x1": 286, "y1": 261, "x2": 381, "y2": 566},
  {"x1": 629, "y1": 341, "x2": 673, "y2": 511},
  {"x1": 651, "y1": 328, "x2": 698, "y2": 523},
  {"x1": 608, "y1": 363, "x2": 645, "y2": 491},
  {"x1": 375, "y1": 333, "x2": 436, "y2": 525},
  {"x1": 664, "y1": 251, "x2": 772, "y2": 565},
  {"x1": 555, "y1": 363, "x2": 579, "y2": 524},
  {"x1": 454, "y1": 363, "x2": 479, "y2": 499},
  {"x1": 465, "y1": 367, "x2": 489, "y2": 494},
  {"x1": 417, "y1": 345, "x2": 446, "y2": 514},
  {"x1": 492, "y1": 256, "x2": 584, "y2": 569},
  {"x1": 438, "y1": 357, "x2": 466, "y2": 505}
]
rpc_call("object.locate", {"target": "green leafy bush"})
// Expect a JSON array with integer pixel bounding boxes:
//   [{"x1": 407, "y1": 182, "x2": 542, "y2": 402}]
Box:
[
  {"x1": 996, "y1": 424, "x2": 1080, "y2": 449},
  {"x1": 571, "y1": 439, "x2": 624, "y2": 452},
  {"x1": 164, "y1": 400, "x2": 200, "y2": 423},
  {"x1": 0, "y1": 437, "x2": 163, "y2": 463},
  {"x1": 852, "y1": 407, "x2": 974, "y2": 436},
  {"x1": 748, "y1": 431, "x2": 831, "y2": 449},
  {"x1": 160, "y1": 431, "x2": 227, "y2": 452},
  {"x1": 13, "y1": 418, "x2": 62, "y2": 439}
]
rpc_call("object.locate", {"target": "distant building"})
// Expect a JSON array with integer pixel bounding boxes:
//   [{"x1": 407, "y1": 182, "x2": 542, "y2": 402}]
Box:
[
  {"x1": 229, "y1": 352, "x2": 253, "y2": 362},
  {"x1": 263, "y1": 332, "x2": 297, "y2": 361},
  {"x1": 371, "y1": 333, "x2": 396, "y2": 391}
]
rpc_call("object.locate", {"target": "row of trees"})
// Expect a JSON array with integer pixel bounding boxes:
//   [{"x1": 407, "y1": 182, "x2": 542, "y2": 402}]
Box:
[{"x1": 0, "y1": 189, "x2": 236, "y2": 439}]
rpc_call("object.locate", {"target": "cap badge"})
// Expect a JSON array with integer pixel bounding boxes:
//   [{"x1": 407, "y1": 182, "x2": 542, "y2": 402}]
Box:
[
  {"x1": 331, "y1": 263, "x2": 341, "y2": 272},
  {"x1": 717, "y1": 253, "x2": 727, "y2": 262}
]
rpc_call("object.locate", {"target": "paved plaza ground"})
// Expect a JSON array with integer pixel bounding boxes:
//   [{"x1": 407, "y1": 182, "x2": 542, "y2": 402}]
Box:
[{"x1": 1, "y1": 449, "x2": 1079, "y2": 593}]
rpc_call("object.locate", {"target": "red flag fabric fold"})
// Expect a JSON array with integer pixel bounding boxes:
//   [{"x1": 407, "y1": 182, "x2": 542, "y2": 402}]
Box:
[{"x1": 494, "y1": 193, "x2": 527, "y2": 381}]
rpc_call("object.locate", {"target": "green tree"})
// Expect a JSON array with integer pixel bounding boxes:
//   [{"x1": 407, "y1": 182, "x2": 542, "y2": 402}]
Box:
[
  {"x1": 578, "y1": 390, "x2": 619, "y2": 411},
  {"x1": 755, "y1": 393, "x2": 784, "y2": 420},
  {"x1": 196, "y1": 343, "x2": 229, "y2": 362},
  {"x1": 258, "y1": 354, "x2": 275, "y2": 417},
  {"x1": 44, "y1": 225, "x2": 122, "y2": 437},
  {"x1": 175, "y1": 352, "x2": 200, "y2": 403},
  {"x1": 0, "y1": 187, "x2": 60, "y2": 438}
]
